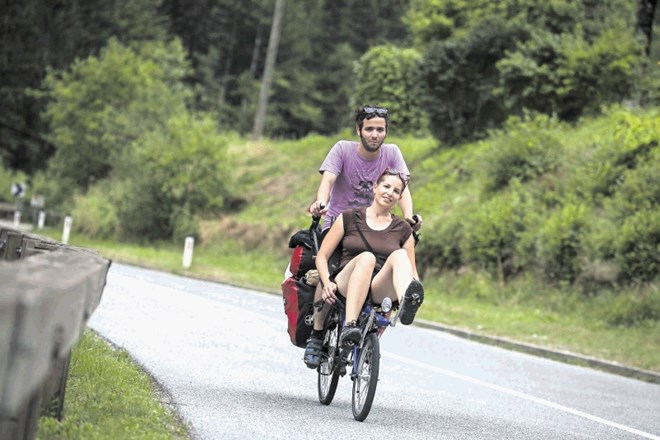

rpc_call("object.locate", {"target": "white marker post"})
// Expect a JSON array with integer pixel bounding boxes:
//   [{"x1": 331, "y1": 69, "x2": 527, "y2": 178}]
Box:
[
  {"x1": 182, "y1": 236, "x2": 195, "y2": 269},
  {"x1": 38, "y1": 211, "x2": 46, "y2": 229},
  {"x1": 62, "y1": 216, "x2": 72, "y2": 244},
  {"x1": 13, "y1": 211, "x2": 20, "y2": 227}
]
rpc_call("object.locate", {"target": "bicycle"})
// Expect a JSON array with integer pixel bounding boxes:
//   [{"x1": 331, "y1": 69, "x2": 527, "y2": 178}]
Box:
[{"x1": 315, "y1": 293, "x2": 401, "y2": 422}]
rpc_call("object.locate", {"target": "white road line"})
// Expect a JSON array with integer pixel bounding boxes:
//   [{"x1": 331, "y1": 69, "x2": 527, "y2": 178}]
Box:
[{"x1": 384, "y1": 352, "x2": 659, "y2": 440}]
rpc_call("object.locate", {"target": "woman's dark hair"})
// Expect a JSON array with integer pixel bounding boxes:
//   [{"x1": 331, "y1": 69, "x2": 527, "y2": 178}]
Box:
[{"x1": 377, "y1": 167, "x2": 409, "y2": 189}]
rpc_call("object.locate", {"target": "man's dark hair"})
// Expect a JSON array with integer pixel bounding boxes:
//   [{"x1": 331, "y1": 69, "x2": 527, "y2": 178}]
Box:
[{"x1": 355, "y1": 105, "x2": 389, "y2": 129}]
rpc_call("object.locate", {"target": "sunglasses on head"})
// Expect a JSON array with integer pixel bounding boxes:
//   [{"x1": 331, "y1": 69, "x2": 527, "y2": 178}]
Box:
[
  {"x1": 361, "y1": 106, "x2": 388, "y2": 118},
  {"x1": 381, "y1": 168, "x2": 410, "y2": 184}
]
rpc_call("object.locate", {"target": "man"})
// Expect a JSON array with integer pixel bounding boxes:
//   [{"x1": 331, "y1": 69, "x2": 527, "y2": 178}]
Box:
[{"x1": 304, "y1": 104, "x2": 422, "y2": 368}]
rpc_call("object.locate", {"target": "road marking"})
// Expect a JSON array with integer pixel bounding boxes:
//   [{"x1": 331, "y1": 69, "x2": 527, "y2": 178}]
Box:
[{"x1": 384, "y1": 352, "x2": 660, "y2": 440}]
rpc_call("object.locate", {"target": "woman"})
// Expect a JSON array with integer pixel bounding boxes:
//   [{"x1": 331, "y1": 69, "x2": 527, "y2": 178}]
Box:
[{"x1": 313, "y1": 168, "x2": 424, "y2": 347}]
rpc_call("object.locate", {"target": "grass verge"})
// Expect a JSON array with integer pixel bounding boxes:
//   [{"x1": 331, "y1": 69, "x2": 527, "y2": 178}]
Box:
[{"x1": 37, "y1": 331, "x2": 189, "y2": 440}]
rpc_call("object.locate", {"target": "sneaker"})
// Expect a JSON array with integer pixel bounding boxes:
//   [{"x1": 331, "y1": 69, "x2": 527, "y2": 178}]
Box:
[
  {"x1": 399, "y1": 280, "x2": 424, "y2": 325},
  {"x1": 303, "y1": 335, "x2": 323, "y2": 369},
  {"x1": 339, "y1": 323, "x2": 361, "y2": 346}
]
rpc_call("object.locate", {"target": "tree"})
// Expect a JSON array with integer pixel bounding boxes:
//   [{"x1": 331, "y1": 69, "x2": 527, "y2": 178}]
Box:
[
  {"x1": 413, "y1": 0, "x2": 647, "y2": 145},
  {"x1": 638, "y1": 0, "x2": 658, "y2": 56},
  {"x1": 253, "y1": 0, "x2": 286, "y2": 139},
  {"x1": 0, "y1": 0, "x2": 168, "y2": 174},
  {"x1": 353, "y1": 45, "x2": 427, "y2": 134},
  {"x1": 41, "y1": 38, "x2": 191, "y2": 193}
]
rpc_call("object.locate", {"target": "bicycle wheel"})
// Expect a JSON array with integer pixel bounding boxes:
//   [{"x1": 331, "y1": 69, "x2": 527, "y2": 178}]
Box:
[
  {"x1": 352, "y1": 332, "x2": 380, "y2": 421},
  {"x1": 317, "y1": 316, "x2": 340, "y2": 405}
]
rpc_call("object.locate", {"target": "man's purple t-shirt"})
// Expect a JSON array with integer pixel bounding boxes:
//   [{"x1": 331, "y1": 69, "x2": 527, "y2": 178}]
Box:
[{"x1": 319, "y1": 140, "x2": 409, "y2": 230}]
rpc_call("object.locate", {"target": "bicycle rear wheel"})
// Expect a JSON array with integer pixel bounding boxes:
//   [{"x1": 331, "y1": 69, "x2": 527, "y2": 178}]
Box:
[
  {"x1": 352, "y1": 332, "x2": 380, "y2": 421},
  {"x1": 317, "y1": 317, "x2": 340, "y2": 405}
]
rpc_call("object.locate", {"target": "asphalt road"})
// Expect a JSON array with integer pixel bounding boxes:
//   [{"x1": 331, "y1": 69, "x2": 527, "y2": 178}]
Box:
[{"x1": 89, "y1": 263, "x2": 660, "y2": 440}]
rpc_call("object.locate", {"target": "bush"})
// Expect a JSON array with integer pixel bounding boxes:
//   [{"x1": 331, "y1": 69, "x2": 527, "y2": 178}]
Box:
[
  {"x1": 560, "y1": 108, "x2": 659, "y2": 206},
  {"x1": 113, "y1": 112, "x2": 229, "y2": 242},
  {"x1": 416, "y1": 214, "x2": 466, "y2": 276},
  {"x1": 606, "y1": 147, "x2": 660, "y2": 220},
  {"x1": 599, "y1": 289, "x2": 660, "y2": 327},
  {"x1": 613, "y1": 208, "x2": 660, "y2": 284},
  {"x1": 353, "y1": 45, "x2": 427, "y2": 134},
  {"x1": 72, "y1": 181, "x2": 119, "y2": 239},
  {"x1": 537, "y1": 202, "x2": 589, "y2": 284},
  {"x1": 463, "y1": 190, "x2": 529, "y2": 281},
  {"x1": 421, "y1": 20, "x2": 514, "y2": 144},
  {"x1": 482, "y1": 113, "x2": 563, "y2": 193}
]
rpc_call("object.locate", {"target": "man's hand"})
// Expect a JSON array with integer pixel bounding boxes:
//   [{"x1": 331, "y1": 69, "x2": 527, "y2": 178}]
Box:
[
  {"x1": 406, "y1": 214, "x2": 423, "y2": 232},
  {"x1": 309, "y1": 200, "x2": 328, "y2": 217}
]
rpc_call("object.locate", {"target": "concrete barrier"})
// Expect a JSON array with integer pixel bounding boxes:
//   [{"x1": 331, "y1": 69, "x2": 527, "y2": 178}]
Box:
[{"x1": 0, "y1": 227, "x2": 111, "y2": 440}]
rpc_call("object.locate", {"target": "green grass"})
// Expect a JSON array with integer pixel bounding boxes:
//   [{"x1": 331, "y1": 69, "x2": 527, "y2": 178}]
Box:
[
  {"x1": 421, "y1": 275, "x2": 660, "y2": 371},
  {"x1": 37, "y1": 331, "x2": 189, "y2": 440}
]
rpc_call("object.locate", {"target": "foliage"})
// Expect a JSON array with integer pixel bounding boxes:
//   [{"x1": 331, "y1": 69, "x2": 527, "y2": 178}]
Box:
[
  {"x1": 415, "y1": 0, "x2": 647, "y2": 144},
  {"x1": 0, "y1": 0, "x2": 168, "y2": 174},
  {"x1": 482, "y1": 112, "x2": 563, "y2": 193},
  {"x1": 112, "y1": 113, "x2": 230, "y2": 242},
  {"x1": 160, "y1": 0, "x2": 412, "y2": 138},
  {"x1": 598, "y1": 288, "x2": 660, "y2": 327},
  {"x1": 611, "y1": 208, "x2": 660, "y2": 284},
  {"x1": 405, "y1": 106, "x2": 659, "y2": 292},
  {"x1": 353, "y1": 45, "x2": 427, "y2": 134},
  {"x1": 536, "y1": 202, "x2": 589, "y2": 284},
  {"x1": 462, "y1": 190, "x2": 531, "y2": 281},
  {"x1": 42, "y1": 38, "x2": 191, "y2": 193},
  {"x1": 71, "y1": 181, "x2": 120, "y2": 239},
  {"x1": 40, "y1": 37, "x2": 231, "y2": 242}
]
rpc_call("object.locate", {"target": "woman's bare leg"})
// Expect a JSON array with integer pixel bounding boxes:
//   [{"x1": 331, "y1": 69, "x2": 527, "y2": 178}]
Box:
[
  {"x1": 370, "y1": 249, "x2": 412, "y2": 303},
  {"x1": 334, "y1": 252, "x2": 376, "y2": 322}
]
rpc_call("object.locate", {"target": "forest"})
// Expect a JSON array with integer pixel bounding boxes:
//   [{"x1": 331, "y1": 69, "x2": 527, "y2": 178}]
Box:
[{"x1": 2, "y1": 0, "x2": 657, "y2": 173}]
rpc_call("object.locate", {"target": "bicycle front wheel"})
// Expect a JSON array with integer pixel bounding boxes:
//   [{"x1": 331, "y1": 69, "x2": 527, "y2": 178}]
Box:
[
  {"x1": 352, "y1": 332, "x2": 380, "y2": 421},
  {"x1": 317, "y1": 320, "x2": 340, "y2": 405}
]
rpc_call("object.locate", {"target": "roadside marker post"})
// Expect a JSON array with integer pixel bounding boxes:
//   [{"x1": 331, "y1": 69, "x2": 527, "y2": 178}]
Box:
[
  {"x1": 62, "y1": 216, "x2": 72, "y2": 244},
  {"x1": 183, "y1": 236, "x2": 195, "y2": 269}
]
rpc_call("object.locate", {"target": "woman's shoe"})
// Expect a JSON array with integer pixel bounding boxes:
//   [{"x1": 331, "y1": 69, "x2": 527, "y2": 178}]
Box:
[
  {"x1": 304, "y1": 335, "x2": 323, "y2": 369},
  {"x1": 339, "y1": 323, "x2": 361, "y2": 346},
  {"x1": 399, "y1": 280, "x2": 424, "y2": 325}
]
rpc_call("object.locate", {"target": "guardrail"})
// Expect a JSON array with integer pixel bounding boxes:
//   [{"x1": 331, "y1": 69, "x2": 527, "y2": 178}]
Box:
[
  {"x1": 0, "y1": 227, "x2": 111, "y2": 440},
  {"x1": 0, "y1": 202, "x2": 63, "y2": 230}
]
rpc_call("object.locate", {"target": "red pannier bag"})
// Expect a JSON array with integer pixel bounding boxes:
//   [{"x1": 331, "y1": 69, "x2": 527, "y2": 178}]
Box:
[
  {"x1": 287, "y1": 227, "x2": 320, "y2": 278},
  {"x1": 282, "y1": 220, "x2": 322, "y2": 347},
  {"x1": 281, "y1": 276, "x2": 315, "y2": 347}
]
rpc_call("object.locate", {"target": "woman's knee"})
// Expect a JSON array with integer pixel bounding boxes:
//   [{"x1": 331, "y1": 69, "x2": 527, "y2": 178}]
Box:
[
  {"x1": 355, "y1": 252, "x2": 377, "y2": 269},
  {"x1": 388, "y1": 248, "x2": 408, "y2": 263}
]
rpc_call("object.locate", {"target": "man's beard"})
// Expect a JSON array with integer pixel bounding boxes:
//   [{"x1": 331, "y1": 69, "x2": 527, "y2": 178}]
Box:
[{"x1": 361, "y1": 136, "x2": 382, "y2": 152}]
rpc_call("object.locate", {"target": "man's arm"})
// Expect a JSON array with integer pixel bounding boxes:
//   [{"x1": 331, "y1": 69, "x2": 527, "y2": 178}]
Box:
[
  {"x1": 309, "y1": 171, "x2": 337, "y2": 216},
  {"x1": 398, "y1": 186, "x2": 423, "y2": 231},
  {"x1": 398, "y1": 186, "x2": 413, "y2": 219}
]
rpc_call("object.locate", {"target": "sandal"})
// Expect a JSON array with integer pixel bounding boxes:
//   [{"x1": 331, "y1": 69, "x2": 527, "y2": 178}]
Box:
[
  {"x1": 399, "y1": 280, "x2": 424, "y2": 325},
  {"x1": 303, "y1": 335, "x2": 323, "y2": 369}
]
